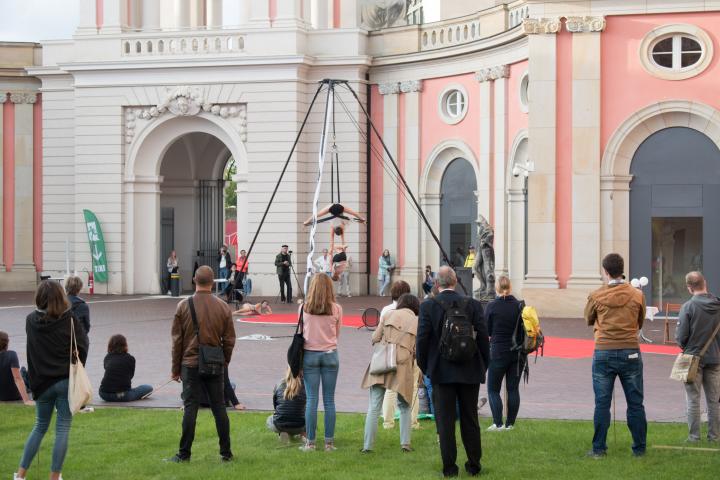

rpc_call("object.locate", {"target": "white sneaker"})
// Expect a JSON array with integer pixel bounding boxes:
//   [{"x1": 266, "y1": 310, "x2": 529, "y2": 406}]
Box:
[
  {"x1": 14, "y1": 473, "x2": 24, "y2": 480},
  {"x1": 80, "y1": 406, "x2": 94, "y2": 413},
  {"x1": 347, "y1": 294, "x2": 352, "y2": 297},
  {"x1": 504, "y1": 425, "x2": 514, "y2": 431},
  {"x1": 486, "y1": 424, "x2": 505, "y2": 432}
]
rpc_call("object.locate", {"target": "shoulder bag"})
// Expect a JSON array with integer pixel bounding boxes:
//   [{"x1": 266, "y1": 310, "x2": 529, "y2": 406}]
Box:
[
  {"x1": 369, "y1": 322, "x2": 412, "y2": 375},
  {"x1": 188, "y1": 296, "x2": 225, "y2": 378},
  {"x1": 287, "y1": 307, "x2": 305, "y2": 378},
  {"x1": 68, "y1": 316, "x2": 93, "y2": 415},
  {"x1": 670, "y1": 319, "x2": 720, "y2": 384}
]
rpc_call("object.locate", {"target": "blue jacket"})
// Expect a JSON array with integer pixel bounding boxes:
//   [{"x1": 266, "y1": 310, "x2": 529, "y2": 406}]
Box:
[
  {"x1": 416, "y1": 290, "x2": 490, "y2": 385},
  {"x1": 68, "y1": 295, "x2": 91, "y2": 334},
  {"x1": 485, "y1": 295, "x2": 523, "y2": 359}
]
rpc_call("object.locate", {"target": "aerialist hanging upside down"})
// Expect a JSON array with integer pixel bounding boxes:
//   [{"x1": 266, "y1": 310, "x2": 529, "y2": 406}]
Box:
[
  {"x1": 303, "y1": 203, "x2": 366, "y2": 226},
  {"x1": 328, "y1": 222, "x2": 349, "y2": 281}
]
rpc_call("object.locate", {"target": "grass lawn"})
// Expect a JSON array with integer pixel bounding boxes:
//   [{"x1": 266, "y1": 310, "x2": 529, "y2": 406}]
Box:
[{"x1": 1, "y1": 405, "x2": 718, "y2": 479}]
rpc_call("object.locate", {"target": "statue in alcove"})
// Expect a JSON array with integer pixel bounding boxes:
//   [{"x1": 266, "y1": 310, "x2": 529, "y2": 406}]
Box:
[{"x1": 473, "y1": 215, "x2": 496, "y2": 302}]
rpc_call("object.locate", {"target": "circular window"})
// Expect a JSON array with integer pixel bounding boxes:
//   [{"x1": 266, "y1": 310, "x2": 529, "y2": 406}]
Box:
[
  {"x1": 438, "y1": 85, "x2": 468, "y2": 125},
  {"x1": 640, "y1": 24, "x2": 713, "y2": 80},
  {"x1": 519, "y1": 70, "x2": 529, "y2": 113}
]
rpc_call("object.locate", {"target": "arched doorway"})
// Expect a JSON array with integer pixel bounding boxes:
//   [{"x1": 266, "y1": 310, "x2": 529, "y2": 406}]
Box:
[
  {"x1": 630, "y1": 127, "x2": 720, "y2": 306},
  {"x1": 440, "y1": 158, "x2": 477, "y2": 266},
  {"x1": 158, "y1": 132, "x2": 232, "y2": 292}
]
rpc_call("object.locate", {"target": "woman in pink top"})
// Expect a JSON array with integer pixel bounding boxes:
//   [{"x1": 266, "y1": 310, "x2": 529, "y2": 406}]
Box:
[{"x1": 299, "y1": 273, "x2": 342, "y2": 452}]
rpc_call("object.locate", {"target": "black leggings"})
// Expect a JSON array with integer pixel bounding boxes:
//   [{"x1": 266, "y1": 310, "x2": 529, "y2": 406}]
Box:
[{"x1": 487, "y1": 352, "x2": 522, "y2": 427}]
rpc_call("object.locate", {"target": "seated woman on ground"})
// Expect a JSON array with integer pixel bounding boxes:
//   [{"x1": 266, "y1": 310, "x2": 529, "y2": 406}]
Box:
[
  {"x1": 303, "y1": 203, "x2": 366, "y2": 226},
  {"x1": 233, "y1": 300, "x2": 272, "y2": 316},
  {"x1": 0, "y1": 331, "x2": 33, "y2": 405},
  {"x1": 99, "y1": 334, "x2": 153, "y2": 402},
  {"x1": 267, "y1": 366, "x2": 307, "y2": 443}
]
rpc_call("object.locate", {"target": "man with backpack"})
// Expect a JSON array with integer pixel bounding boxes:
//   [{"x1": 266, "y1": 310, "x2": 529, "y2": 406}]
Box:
[
  {"x1": 585, "y1": 253, "x2": 646, "y2": 458},
  {"x1": 417, "y1": 266, "x2": 490, "y2": 477}
]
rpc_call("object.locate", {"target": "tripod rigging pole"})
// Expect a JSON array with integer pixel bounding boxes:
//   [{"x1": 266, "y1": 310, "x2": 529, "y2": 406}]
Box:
[{"x1": 339, "y1": 81, "x2": 469, "y2": 295}]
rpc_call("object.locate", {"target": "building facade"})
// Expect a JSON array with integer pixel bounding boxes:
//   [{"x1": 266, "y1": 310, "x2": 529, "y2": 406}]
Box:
[{"x1": 2, "y1": 0, "x2": 718, "y2": 307}]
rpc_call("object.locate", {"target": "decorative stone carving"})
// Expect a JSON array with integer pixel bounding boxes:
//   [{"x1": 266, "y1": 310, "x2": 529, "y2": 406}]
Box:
[
  {"x1": 475, "y1": 65, "x2": 509, "y2": 83},
  {"x1": 0, "y1": 94, "x2": 7, "y2": 103},
  {"x1": 565, "y1": 16, "x2": 606, "y2": 33},
  {"x1": 124, "y1": 86, "x2": 247, "y2": 144},
  {"x1": 378, "y1": 82, "x2": 400, "y2": 95},
  {"x1": 399, "y1": 80, "x2": 422, "y2": 93},
  {"x1": 360, "y1": 0, "x2": 406, "y2": 30},
  {"x1": 9, "y1": 92, "x2": 37, "y2": 104},
  {"x1": 473, "y1": 215, "x2": 496, "y2": 302},
  {"x1": 522, "y1": 17, "x2": 561, "y2": 35}
]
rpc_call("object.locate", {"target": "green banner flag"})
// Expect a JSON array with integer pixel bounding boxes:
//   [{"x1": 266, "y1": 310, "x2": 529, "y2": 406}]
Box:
[{"x1": 83, "y1": 209, "x2": 109, "y2": 283}]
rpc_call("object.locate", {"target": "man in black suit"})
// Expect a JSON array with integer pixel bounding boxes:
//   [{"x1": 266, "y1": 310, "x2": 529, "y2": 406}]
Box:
[{"x1": 417, "y1": 266, "x2": 490, "y2": 477}]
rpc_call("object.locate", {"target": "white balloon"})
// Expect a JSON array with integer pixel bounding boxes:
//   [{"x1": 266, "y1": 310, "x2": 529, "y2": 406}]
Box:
[
  {"x1": 639, "y1": 276, "x2": 649, "y2": 287},
  {"x1": 630, "y1": 278, "x2": 640, "y2": 288}
]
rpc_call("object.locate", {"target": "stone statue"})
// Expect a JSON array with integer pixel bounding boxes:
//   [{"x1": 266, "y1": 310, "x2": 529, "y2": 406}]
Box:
[
  {"x1": 473, "y1": 215, "x2": 495, "y2": 301},
  {"x1": 360, "y1": 0, "x2": 406, "y2": 30}
]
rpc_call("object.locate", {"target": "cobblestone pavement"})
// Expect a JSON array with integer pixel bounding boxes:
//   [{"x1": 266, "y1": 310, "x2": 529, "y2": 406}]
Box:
[{"x1": 0, "y1": 293, "x2": 686, "y2": 422}]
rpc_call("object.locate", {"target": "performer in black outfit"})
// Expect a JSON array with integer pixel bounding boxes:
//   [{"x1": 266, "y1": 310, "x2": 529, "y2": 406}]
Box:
[{"x1": 274, "y1": 245, "x2": 293, "y2": 303}]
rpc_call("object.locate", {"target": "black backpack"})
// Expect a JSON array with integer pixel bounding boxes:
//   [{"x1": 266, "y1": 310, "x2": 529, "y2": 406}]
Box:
[{"x1": 434, "y1": 297, "x2": 477, "y2": 362}]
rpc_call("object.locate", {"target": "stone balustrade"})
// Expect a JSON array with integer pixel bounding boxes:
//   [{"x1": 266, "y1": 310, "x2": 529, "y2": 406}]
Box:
[
  {"x1": 121, "y1": 31, "x2": 245, "y2": 57},
  {"x1": 419, "y1": 14, "x2": 483, "y2": 51}
]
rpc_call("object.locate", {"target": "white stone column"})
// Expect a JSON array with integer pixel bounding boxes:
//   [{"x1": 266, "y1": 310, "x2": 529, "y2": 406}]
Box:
[
  {"x1": 77, "y1": 0, "x2": 98, "y2": 35},
  {"x1": 101, "y1": 0, "x2": 125, "y2": 34},
  {"x1": 275, "y1": 0, "x2": 302, "y2": 27},
  {"x1": 10, "y1": 93, "x2": 36, "y2": 270},
  {"x1": 380, "y1": 82, "x2": 399, "y2": 270},
  {"x1": 567, "y1": 17, "x2": 605, "y2": 288},
  {"x1": 312, "y1": 0, "x2": 329, "y2": 28},
  {"x1": 507, "y1": 188, "x2": 526, "y2": 290},
  {"x1": 233, "y1": 172, "x2": 249, "y2": 252},
  {"x1": 207, "y1": 0, "x2": 223, "y2": 27},
  {"x1": 421, "y1": 193, "x2": 442, "y2": 270},
  {"x1": 142, "y1": 0, "x2": 162, "y2": 30},
  {"x1": 340, "y1": 0, "x2": 358, "y2": 28},
  {"x1": 175, "y1": 0, "x2": 192, "y2": 29},
  {"x1": 237, "y1": 0, "x2": 252, "y2": 25},
  {"x1": 477, "y1": 80, "x2": 491, "y2": 221},
  {"x1": 189, "y1": 0, "x2": 205, "y2": 28},
  {"x1": 0, "y1": 94, "x2": 4, "y2": 264},
  {"x1": 124, "y1": 176, "x2": 163, "y2": 294},
  {"x1": 399, "y1": 80, "x2": 423, "y2": 285},
  {"x1": 600, "y1": 175, "x2": 632, "y2": 266},
  {"x1": 250, "y1": 0, "x2": 271, "y2": 27},
  {"x1": 523, "y1": 17, "x2": 560, "y2": 288}
]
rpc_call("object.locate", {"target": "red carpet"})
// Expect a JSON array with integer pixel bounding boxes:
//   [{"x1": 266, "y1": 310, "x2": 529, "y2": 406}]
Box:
[{"x1": 237, "y1": 314, "x2": 681, "y2": 359}]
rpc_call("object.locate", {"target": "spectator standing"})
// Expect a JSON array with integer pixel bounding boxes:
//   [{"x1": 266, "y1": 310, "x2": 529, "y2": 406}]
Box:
[
  {"x1": 315, "y1": 249, "x2": 332, "y2": 276},
  {"x1": 65, "y1": 276, "x2": 90, "y2": 335},
  {"x1": 236, "y1": 249, "x2": 249, "y2": 289},
  {"x1": 166, "y1": 250, "x2": 179, "y2": 294},
  {"x1": 584, "y1": 253, "x2": 647, "y2": 458},
  {"x1": 99, "y1": 334, "x2": 153, "y2": 402},
  {"x1": 267, "y1": 367, "x2": 307, "y2": 442},
  {"x1": 275, "y1": 245, "x2": 293, "y2": 304},
  {"x1": 217, "y1": 245, "x2": 232, "y2": 290},
  {"x1": 378, "y1": 249, "x2": 395, "y2": 296},
  {"x1": 338, "y1": 247, "x2": 352, "y2": 297},
  {"x1": 416, "y1": 266, "x2": 489, "y2": 477},
  {"x1": 361, "y1": 293, "x2": 420, "y2": 452},
  {"x1": 0, "y1": 331, "x2": 32, "y2": 404},
  {"x1": 15, "y1": 280, "x2": 89, "y2": 480},
  {"x1": 676, "y1": 271, "x2": 720, "y2": 443},
  {"x1": 463, "y1": 246, "x2": 476, "y2": 268},
  {"x1": 223, "y1": 264, "x2": 240, "y2": 303},
  {"x1": 168, "y1": 266, "x2": 236, "y2": 463},
  {"x1": 485, "y1": 275, "x2": 524, "y2": 431},
  {"x1": 422, "y1": 265, "x2": 437, "y2": 297},
  {"x1": 300, "y1": 273, "x2": 342, "y2": 452}
]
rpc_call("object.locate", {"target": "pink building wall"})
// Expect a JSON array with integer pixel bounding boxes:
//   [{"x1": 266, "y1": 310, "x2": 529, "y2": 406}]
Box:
[
  {"x1": 506, "y1": 61, "x2": 528, "y2": 162},
  {"x1": 601, "y1": 12, "x2": 720, "y2": 152},
  {"x1": 369, "y1": 85, "x2": 384, "y2": 275}
]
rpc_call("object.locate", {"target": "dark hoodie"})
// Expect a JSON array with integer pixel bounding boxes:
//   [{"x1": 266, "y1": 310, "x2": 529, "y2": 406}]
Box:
[
  {"x1": 585, "y1": 282, "x2": 646, "y2": 350},
  {"x1": 68, "y1": 294, "x2": 91, "y2": 334},
  {"x1": 676, "y1": 293, "x2": 720, "y2": 365},
  {"x1": 26, "y1": 309, "x2": 89, "y2": 399}
]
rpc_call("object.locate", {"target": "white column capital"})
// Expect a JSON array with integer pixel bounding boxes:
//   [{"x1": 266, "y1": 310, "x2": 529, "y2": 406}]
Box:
[
  {"x1": 566, "y1": 16, "x2": 606, "y2": 33},
  {"x1": 600, "y1": 175, "x2": 633, "y2": 191},
  {"x1": 0, "y1": 93, "x2": 7, "y2": 103},
  {"x1": 523, "y1": 17, "x2": 561, "y2": 35},
  {"x1": 378, "y1": 82, "x2": 400, "y2": 95},
  {"x1": 9, "y1": 92, "x2": 37, "y2": 104},
  {"x1": 399, "y1": 80, "x2": 422, "y2": 93},
  {"x1": 475, "y1": 65, "x2": 509, "y2": 83}
]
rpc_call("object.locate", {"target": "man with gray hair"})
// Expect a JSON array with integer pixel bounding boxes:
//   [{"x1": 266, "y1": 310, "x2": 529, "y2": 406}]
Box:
[
  {"x1": 417, "y1": 266, "x2": 489, "y2": 477},
  {"x1": 676, "y1": 271, "x2": 720, "y2": 443}
]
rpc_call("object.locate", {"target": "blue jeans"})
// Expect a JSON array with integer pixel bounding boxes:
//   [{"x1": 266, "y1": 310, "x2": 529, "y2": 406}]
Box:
[
  {"x1": 218, "y1": 267, "x2": 228, "y2": 290},
  {"x1": 423, "y1": 375, "x2": 434, "y2": 415},
  {"x1": 99, "y1": 384, "x2": 153, "y2": 402},
  {"x1": 303, "y1": 350, "x2": 339, "y2": 443},
  {"x1": 487, "y1": 352, "x2": 522, "y2": 427},
  {"x1": 378, "y1": 273, "x2": 391, "y2": 296},
  {"x1": 364, "y1": 385, "x2": 411, "y2": 450},
  {"x1": 19, "y1": 378, "x2": 72, "y2": 473},
  {"x1": 592, "y1": 349, "x2": 647, "y2": 454}
]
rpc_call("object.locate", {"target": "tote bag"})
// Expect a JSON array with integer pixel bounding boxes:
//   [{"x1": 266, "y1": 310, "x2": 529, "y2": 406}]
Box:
[
  {"x1": 369, "y1": 341, "x2": 397, "y2": 375},
  {"x1": 670, "y1": 320, "x2": 720, "y2": 384},
  {"x1": 68, "y1": 317, "x2": 92, "y2": 415},
  {"x1": 287, "y1": 308, "x2": 305, "y2": 378}
]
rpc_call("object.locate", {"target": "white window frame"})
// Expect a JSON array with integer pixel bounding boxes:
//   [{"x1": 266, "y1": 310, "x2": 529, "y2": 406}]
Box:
[
  {"x1": 519, "y1": 70, "x2": 529, "y2": 114},
  {"x1": 639, "y1": 24, "x2": 713, "y2": 81},
  {"x1": 438, "y1": 84, "x2": 469, "y2": 125}
]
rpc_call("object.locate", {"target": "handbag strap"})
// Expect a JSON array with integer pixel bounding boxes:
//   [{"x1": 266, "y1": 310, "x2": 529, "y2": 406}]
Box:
[
  {"x1": 698, "y1": 318, "x2": 720, "y2": 357},
  {"x1": 69, "y1": 315, "x2": 79, "y2": 365},
  {"x1": 295, "y1": 305, "x2": 304, "y2": 335},
  {"x1": 188, "y1": 296, "x2": 203, "y2": 345}
]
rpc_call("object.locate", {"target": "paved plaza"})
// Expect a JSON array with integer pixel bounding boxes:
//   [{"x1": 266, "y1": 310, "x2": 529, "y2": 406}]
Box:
[{"x1": 0, "y1": 292, "x2": 688, "y2": 423}]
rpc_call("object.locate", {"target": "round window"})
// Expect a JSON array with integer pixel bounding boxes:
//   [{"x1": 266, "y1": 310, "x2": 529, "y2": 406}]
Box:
[
  {"x1": 651, "y1": 35, "x2": 702, "y2": 70},
  {"x1": 438, "y1": 85, "x2": 469, "y2": 125},
  {"x1": 639, "y1": 24, "x2": 714, "y2": 81},
  {"x1": 519, "y1": 71, "x2": 529, "y2": 113}
]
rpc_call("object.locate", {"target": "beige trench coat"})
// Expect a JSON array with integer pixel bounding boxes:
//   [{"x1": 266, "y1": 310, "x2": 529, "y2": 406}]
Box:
[{"x1": 360, "y1": 307, "x2": 418, "y2": 402}]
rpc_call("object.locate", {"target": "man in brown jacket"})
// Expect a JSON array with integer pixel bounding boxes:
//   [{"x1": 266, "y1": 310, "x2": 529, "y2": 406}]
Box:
[
  {"x1": 168, "y1": 265, "x2": 236, "y2": 463},
  {"x1": 584, "y1": 253, "x2": 647, "y2": 458}
]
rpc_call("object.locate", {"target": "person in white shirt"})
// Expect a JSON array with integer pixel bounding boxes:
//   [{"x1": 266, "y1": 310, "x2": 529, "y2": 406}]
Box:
[
  {"x1": 338, "y1": 248, "x2": 352, "y2": 297},
  {"x1": 314, "y1": 249, "x2": 332, "y2": 276}
]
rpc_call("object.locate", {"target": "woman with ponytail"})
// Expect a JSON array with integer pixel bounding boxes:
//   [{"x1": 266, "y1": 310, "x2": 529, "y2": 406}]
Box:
[{"x1": 266, "y1": 367, "x2": 307, "y2": 443}]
